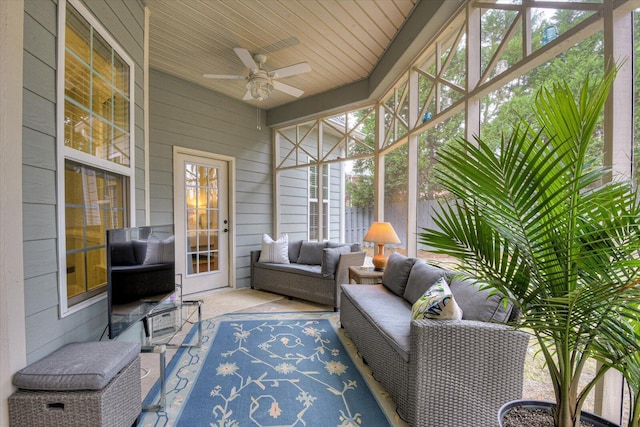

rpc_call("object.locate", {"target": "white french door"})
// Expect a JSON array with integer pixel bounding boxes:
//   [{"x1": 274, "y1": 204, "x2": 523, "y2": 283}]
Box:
[{"x1": 174, "y1": 150, "x2": 230, "y2": 295}]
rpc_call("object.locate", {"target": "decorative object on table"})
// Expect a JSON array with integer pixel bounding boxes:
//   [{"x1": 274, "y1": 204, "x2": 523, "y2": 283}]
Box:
[
  {"x1": 418, "y1": 67, "x2": 640, "y2": 427},
  {"x1": 363, "y1": 222, "x2": 401, "y2": 271},
  {"x1": 138, "y1": 312, "x2": 402, "y2": 427}
]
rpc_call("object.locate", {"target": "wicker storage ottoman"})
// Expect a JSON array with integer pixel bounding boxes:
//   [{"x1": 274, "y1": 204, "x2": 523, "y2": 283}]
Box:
[{"x1": 9, "y1": 341, "x2": 141, "y2": 427}]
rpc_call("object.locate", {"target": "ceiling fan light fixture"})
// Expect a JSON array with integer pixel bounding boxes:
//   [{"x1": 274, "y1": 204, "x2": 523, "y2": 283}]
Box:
[{"x1": 247, "y1": 78, "x2": 273, "y2": 101}]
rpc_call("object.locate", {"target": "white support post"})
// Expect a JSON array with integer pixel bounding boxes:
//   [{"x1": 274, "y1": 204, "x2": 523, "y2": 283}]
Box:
[
  {"x1": 144, "y1": 7, "x2": 151, "y2": 225},
  {"x1": 466, "y1": 3, "x2": 481, "y2": 141},
  {"x1": 603, "y1": 2, "x2": 633, "y2": 182},
  {"x1": 317, "y1": 122, "x2": 324, "y2": 241},
  {"x1": 593, "y1": 3, "x2": 633, "y2": 424},
  {"x1": 0, "y1": 1, "x2": 26, "y2": 425},
  {"x1": 374, "y1": 103, "x2": 385, "y2": 222},
  {"x1": 273, "y1": 130, "x2": 281, "y2": 236},
  {"x1": 406, "y1": 69, "x2": 419, "y2": 257}
]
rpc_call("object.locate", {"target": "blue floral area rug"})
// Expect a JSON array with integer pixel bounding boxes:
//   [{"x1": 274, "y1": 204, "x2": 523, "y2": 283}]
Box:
[{"x1": 138, "y1": 311, "x2": 401, "y2": 427}]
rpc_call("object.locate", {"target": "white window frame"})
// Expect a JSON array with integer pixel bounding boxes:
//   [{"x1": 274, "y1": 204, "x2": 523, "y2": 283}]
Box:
[
  {"x1": 308, "y1": 164, "x2": 329, "y2": 241},
  {"x1": 56, "y1": 0, "x2": 136, "y2": 317}
]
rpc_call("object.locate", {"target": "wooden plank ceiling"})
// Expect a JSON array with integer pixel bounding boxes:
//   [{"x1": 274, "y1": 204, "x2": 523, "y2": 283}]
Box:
[{"x1": 145, "y1": 0, "x2": 419, "y2": 109}]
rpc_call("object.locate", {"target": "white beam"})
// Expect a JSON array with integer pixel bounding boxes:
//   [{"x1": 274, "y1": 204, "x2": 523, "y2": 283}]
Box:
[
  {"x1": 466, "y1": 3, "x2": 481, "y2": 140},
  {"x1": 0, "y1": 0, "x2": 26, "y2": 425},
  {"x1": 594, "y1": 3, "x2": 633, "y2": 423}
]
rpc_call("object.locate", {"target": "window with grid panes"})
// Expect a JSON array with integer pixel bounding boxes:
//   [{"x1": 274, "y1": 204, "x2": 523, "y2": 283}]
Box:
[
  {"x1": 309, "y1": 164, "x2": 329, "y2": 241},
  {"x1": 60, "y1": 0, "x2": 134, "y2": 310}
]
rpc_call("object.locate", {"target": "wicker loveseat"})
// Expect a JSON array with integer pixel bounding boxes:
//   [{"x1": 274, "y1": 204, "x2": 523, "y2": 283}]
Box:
[
  {"x1": 340, "y1": 252, "x2": 529, "y2": 427},
  {"x1": 251, "y1": 240, "x2": 365, "y2": 311}
]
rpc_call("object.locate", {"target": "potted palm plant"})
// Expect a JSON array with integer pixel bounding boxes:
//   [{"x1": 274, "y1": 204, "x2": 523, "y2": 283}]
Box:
[{"x1": 417, "y1": 67, "x2": 640, "y2": 427}]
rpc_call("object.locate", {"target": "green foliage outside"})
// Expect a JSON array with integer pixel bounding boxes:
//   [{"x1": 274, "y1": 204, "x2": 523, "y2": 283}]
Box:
[{"x1": 345, "y1": 7, "x2": 640, "y2": 209}]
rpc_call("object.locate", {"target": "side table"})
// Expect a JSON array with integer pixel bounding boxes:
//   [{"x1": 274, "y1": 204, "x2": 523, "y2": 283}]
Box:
[{"x1": 348, "y1": 266, "x2": 384, "y2": 284}]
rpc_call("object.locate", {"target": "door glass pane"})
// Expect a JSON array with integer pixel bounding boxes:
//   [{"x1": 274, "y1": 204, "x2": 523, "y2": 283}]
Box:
[{"x1": 185, "y1": 162, "x2": 220, "y2": 276}]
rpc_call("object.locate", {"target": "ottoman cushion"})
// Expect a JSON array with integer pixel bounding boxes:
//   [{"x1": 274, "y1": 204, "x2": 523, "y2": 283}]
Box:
[{"x1": 13, "y1": 341, "x2": 140, "y2": 391}]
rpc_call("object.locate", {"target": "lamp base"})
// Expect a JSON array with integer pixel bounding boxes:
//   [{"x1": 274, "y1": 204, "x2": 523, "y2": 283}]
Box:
[{"x1": 372, "y1": 243, "x2": 387, "y2": 271}]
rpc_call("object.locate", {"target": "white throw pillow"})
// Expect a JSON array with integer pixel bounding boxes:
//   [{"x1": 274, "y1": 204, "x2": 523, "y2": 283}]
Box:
[
  {"x1": 143, "y1": 235, "x2": 175, "y2": 265},
  {"x1": 259, "y1": 234, "x2": 290, "y2": 264},
  {"x1": 412, "y1": 277, "x2": 463, "y2": 320}
]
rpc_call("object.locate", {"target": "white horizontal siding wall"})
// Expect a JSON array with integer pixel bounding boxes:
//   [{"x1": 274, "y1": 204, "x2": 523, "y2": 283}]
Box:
[{"x1": 148, "y1": 70, "x2": 272, "y2": 287}]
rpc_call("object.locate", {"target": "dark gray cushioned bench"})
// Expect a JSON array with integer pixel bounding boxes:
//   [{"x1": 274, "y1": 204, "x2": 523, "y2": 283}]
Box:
[{"x1": 9, "y1": 341, "x2": 141, "y2": 427}]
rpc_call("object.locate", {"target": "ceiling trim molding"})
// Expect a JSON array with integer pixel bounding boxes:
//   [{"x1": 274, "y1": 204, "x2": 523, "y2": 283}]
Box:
[{"x1": 266, "y1": 0, "x2": 463, "y2": 127}]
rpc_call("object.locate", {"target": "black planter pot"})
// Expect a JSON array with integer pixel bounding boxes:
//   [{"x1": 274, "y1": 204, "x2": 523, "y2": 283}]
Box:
[{"x1": 498, "y1": 400, "x2": 620, "y2": 427}]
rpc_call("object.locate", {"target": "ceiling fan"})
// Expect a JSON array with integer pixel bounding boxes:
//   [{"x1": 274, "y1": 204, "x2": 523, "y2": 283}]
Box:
[{"x1": 203, "y1": 47, "x2": 312, "y2": 101}]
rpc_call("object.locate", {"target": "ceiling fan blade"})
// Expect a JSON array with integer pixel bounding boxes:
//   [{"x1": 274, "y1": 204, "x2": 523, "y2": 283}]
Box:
[
  {"x1": 271, "y1": 62, "x2": 312, "y2": 79},
  {"x1": 202, "y1": 74, "x2": 246, "y2": 80},
  {"x1": 273, "y1": 81, "x2": 304, "y2": 97},
  {"x1": 233, "y1": 47, "x2": 258, "y2": 71}
]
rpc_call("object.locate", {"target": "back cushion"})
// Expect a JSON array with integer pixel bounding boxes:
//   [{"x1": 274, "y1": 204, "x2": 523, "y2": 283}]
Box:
[
  {"x1": 297, "y1": 241, "x2": 327, "y2": 265},
  {"x1": 326, "y1": 241, "x2": 361, "y2": 253},
  {"x1": 321, "y1": 246, "x2": 352, "y2": 277},
  {"x1": 402, "y1": 260, "x2": 448, "y2": 305},
  {"x1": 382, "y1": 252, "x2": 417, "y2": 297},
  {"x1": 449, "y1": 276, "x2": 513, "y2": 323},
  {"x1": 288, "y1": 240, "x2": 303, "y2": 263}
]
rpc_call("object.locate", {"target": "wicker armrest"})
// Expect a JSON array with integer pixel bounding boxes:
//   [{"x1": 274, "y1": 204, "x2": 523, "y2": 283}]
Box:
[
  {"x1": 409, "y1": 319, "x2": 529, "y2": 427},
  {"x1": 335, "y1": 251, "x2": 366, "y2": 285},
  {"x1": 250, "y1": 250, "x2": 261, "y2": 288}
]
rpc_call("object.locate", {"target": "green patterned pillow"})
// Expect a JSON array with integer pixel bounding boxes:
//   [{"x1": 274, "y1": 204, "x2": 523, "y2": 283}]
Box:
[{"x1": 412, "y1": 277, "x2": 463, "y2": 320}]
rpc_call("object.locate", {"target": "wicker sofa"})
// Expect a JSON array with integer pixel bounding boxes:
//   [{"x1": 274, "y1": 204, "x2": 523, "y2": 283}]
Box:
[
  {"x1": 250, "y1": 240, "x2": 365, "y2": 310},
  {"x1": 340, "y1": 252, "x2": 529, "y2": 427}
]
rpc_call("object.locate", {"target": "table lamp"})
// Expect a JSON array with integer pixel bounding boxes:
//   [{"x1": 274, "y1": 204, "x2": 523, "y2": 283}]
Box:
[{"x1": 363, "y1": 222, "x2": 401, "y2": 271}]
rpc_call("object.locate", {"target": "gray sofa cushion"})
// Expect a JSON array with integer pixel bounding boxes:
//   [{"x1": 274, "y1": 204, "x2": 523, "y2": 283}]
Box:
[
  {"x1": 403, "y1": 260, "x2": 449, "y2": 305},
  {"x1": 321, "y1": 246, "x2": 352, "y2": 277},
  {"x1": 297, "y1": 241, "x2": 327, "y2": 265},
  {"x1": 13, "y1": 341, "x2": 140, "y2": 391},
  {"x1": 327, "y1": 241, "x2": 361, "y2": 253},
  {"x1": 288, "y1": 240, "x2": 303, "y2": 263},
  {"x1": 449, "y1": 276, "x2": 513, "y2": 322},
  {"x1": 382, "y1": 252, "x2": 417, "y2": 297},
  {"x1": 341, "y1": 284, "x2": 412, "y2": 362},
  {"x1": 254, "y1": 261, "x2": 324, "y2": 278}
]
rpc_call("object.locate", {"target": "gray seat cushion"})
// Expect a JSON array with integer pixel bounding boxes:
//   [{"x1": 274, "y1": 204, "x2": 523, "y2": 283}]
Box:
[
  {"x1": 255, "y1": 262, "x2": 323, "y2": 278},
  {"x1": 341, "y1": 284, "x2": 412, "y2": 362},
  {"x1": 13, "y1": 341, "x2": 140, "y2": 391},
  {"x1": 382, "y1": 252, "x2": 417, "y2": 297}
]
